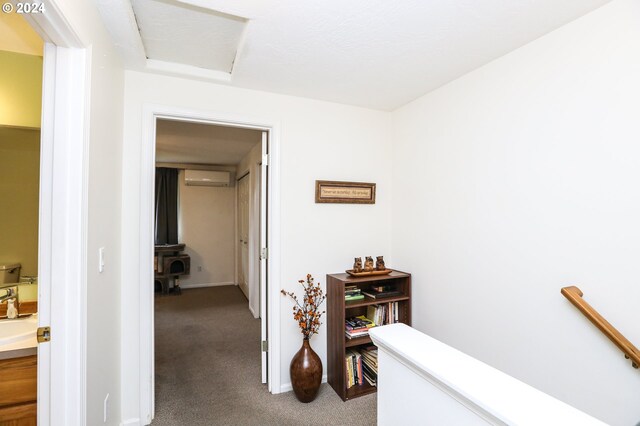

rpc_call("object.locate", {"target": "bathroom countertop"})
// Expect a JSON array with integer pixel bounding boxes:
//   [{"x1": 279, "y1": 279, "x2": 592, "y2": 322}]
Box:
[
  {"x1": 0, "y1": 314, "x2": 38, "y2": 360},
  {"x1": 0, "y1": 338, "x2": 37, "y2": 360}
]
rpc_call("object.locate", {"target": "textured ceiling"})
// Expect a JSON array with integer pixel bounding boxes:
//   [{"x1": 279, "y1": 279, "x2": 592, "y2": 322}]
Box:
[
  {"x1": 155, "y1": 119, "x2": 261, "y2": 165},
  {"x1": 98, "y1": 0, "x2": 612, "y2": 110}
]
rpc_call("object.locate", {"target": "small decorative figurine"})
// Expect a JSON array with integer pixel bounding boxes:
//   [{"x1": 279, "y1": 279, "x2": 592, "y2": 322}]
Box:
[
  {"x1": 364, "y1": 256, "x2": 374, "y2": 272},
  {"x1": 375, "y1": 256, "x2": 386, "y2": 271},
  {"x1": 353, "y1": 257, "x2": 363, "y2": 273}
]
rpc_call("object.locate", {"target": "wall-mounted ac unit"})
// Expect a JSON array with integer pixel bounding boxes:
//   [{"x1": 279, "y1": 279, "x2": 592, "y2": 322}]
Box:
[{"x1": 184, "y1": 170, "x2": 231, "y2": 187}]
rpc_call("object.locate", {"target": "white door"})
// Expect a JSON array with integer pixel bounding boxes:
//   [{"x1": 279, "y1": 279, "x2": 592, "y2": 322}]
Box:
[
  {"x1": 238, "y1": 174, "x2": 250, "y2": 298},
  {"x1": 260, "y1": 132, "x2": 268, "y2": 383}
]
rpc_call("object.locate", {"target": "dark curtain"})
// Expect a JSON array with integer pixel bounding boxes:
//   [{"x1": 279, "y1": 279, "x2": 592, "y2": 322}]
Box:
[{"x1": 155, "y1": 168, "x2": 179, "y2": 245}]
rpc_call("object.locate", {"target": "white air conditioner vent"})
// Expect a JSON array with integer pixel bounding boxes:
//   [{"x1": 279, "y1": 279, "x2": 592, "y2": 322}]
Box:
[{"x1": 184, "y1": 170, "x2": 231, "y2": 187}]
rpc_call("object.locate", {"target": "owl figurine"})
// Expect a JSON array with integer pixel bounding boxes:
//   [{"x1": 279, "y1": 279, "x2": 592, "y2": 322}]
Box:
[
  {"x1": 353, "y1": 257, "x2": 363, "y2": 273},
  {"x1": 364, "y1": 256, "x2": 374, "y2": 272}
]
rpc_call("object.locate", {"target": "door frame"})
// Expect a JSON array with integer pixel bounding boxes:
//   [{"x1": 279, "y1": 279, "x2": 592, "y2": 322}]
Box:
[
  {"x1": 24, "y1": 3, "x2": 90, "y2": 425},
  {"x1": 236, "y1": 172, "x2": 250, "y2": 300},
  {"x1": 138, "y1": 104, "x2": 282, "y2": 422}
]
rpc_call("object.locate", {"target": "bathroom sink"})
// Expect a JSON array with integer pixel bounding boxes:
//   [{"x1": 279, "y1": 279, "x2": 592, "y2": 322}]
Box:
[{"x1": 0, "y1": 315, "x2": 38, "y2": 346}]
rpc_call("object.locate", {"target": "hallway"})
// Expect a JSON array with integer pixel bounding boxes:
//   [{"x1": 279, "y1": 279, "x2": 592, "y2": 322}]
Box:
[{"x1": 153, "y1": 286, "x2": 376, "y2": 425}]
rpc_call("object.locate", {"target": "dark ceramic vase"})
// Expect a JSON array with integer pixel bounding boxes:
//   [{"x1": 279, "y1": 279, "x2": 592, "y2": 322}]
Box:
[{"x1": 290, "y1": 338, "x2": 322, "y2": 402}]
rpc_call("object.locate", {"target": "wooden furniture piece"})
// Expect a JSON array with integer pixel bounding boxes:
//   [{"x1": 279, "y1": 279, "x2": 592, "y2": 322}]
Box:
[
  {"x1": 327, "y1": 270, "x2": 412, "y2": 401},
  {"x1": 154, "y1": 244, "x2": 189, "y2": 294},
  {"x1": 0, "y1": 355, "x2": 37, "y2": 425}
]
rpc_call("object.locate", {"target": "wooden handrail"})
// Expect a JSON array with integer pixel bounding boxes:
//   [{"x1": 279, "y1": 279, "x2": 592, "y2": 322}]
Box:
[{"x1": 561, "y1": 286, "x2": 639, "y2": 369}]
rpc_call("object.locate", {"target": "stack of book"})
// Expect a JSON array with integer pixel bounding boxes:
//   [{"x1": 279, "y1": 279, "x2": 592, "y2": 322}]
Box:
[
  {"x1": 360, "y1": 346, "x2": 378, "y2": 386},
  {"x1": 344, "y1": 285, "x2": 364, "y2": 301},
  {"x1": 362, "y1": 284, "x2": 402, "y2": 299},
  {"x1": 345, "y1": 346, "x2": 378, "y2": 388},
  {"x1": 345, "y1": 349, "x2": 363, "y2": 388},
  {"x1": 345, "y1": 315, "x2": 375, "y2": 339},
  {"x1": 366, "y1": 302, "x2": 399, "y2": 326}
]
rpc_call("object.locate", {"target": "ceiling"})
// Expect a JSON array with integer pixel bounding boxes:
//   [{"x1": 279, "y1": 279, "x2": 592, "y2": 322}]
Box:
[
  {"x1": 0, "y1": 11, "x2": 43, "y2": 56},
  {"x1": 97, "y1": 0, "x2": 612, "y2": 111},
  {"x1": 155, "y1": 119, "x2": 261, "y2": 165}
]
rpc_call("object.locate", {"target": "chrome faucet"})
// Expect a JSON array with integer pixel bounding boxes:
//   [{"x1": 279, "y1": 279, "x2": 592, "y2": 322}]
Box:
[{"x1": 0, "y1": 286, "x2": 17, "y2": 303}]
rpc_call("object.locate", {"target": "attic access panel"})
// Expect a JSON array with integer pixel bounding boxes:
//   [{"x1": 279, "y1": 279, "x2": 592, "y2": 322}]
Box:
[{"x1": 131, "y1": 0, "x2": 248, "y2": 73}]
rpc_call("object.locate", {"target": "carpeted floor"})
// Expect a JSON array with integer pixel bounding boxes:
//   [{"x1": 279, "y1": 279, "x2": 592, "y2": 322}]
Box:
[{"x1": 153, "y1": 285, "x2": 377, "y2": 425}]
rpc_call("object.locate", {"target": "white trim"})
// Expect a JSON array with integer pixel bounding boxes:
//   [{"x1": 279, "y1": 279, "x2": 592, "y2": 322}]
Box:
[
  {"x1": 178, "y1": 281, "x2": 236, "y2": 289},
  {"x1": 146, "y1": 59, "x2": 232, "y2": 82},
  {"x1": 248, "y1": 302, "x2": 258, "y2": 319},
  {"x1": 267, "y1": 121, "x2": 281, "y2": 394},
  {"x1": 139, "y1": 105, "x2": 156, "y2": 424},
  {"x1": 138, "y1": 105, "x2": 283, "y2": 423},
  {"x1": 259, "y1": 131, "x2": 267, "y2": 383},
  {"x1": 120, "y1": 418, "x2": 141, "y2": 426},
  {"x1": 48, "y1": 43, "x2": 90, "y2": 426},
  {"x1": 30, "y1": 3, "x2": 90, "y2": 424},
  {"x1": 20, "y1": 0, "x2": 83, "y2": 47},
  {"x1": 37, "y1": 42, "x2": 55, "y2": 426}
]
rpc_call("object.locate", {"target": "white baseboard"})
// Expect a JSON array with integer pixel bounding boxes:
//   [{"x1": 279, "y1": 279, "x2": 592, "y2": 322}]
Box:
[
  {"x1": 120, "y1": 418, "x2": 140, "y2": 426},
  {"x1": 249, "y1": 304, "x2": 258, "y2": 318},
  {"x1": 280, "y1": 374, "x2": 328, "y2": 393},
  {"x1": 179, "y1": 281, "x2": 235, "y2": 289}
]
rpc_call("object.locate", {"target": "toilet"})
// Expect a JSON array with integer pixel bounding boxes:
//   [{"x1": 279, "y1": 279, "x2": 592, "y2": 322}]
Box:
[{"x1": 0, "y1": 263, "x2": 21, "y2": 285}]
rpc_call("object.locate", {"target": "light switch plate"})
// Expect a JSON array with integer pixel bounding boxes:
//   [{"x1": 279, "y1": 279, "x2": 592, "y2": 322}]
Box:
[
  {"x1": 99, "y1": 247, "x2": 105, "y2": 273},
  {"x1": 103, "y1": 393, "x2": 109, "y2": 422}
]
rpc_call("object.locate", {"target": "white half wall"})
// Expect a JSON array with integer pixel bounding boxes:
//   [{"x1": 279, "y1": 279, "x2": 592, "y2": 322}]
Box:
[
  {"x1": 391, "y1": 1, "x2": 640, "y2": 425},
  {"x1": 177, "y1": 169, "x2": 236, "y2": 287},
  {"x1": 121, "y1": 72, "x2": 392, "y2": 421}
]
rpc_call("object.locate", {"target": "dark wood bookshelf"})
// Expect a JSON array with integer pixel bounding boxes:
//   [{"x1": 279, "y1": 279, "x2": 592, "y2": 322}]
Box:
[
  {"x1": 345, "y1": 335, "x2": 372, "y2": 348},
  {"x1": 345, "y1": 294, "x2": 410, "y2": 309},
  {"x1": 327, "y1": 270, "x2": 412, "y2": 401}
]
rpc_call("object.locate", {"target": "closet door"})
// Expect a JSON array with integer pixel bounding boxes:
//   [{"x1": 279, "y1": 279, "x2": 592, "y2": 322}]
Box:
[{"x1": 237, "y1": 174, "x2": 250, "y2": 298}]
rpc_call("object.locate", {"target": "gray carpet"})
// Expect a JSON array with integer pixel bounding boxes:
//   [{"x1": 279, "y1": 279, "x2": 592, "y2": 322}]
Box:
[{"x1": 153, "y1": 285, "x2": 377, "y2": 425}]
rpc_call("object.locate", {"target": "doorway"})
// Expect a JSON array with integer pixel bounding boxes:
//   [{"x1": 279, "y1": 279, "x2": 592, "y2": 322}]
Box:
[
  {"x1": 0, "y1": 5, "x2": 94, "y2": 425},
  {"x1": 140, "y1": 110, "x2": 280, "y2": 423},
  {"x1": 0, "y1": 13, "x2": 43, "y2": 425},
  {"x1": 238, "y1": 173, "x2": 250, "y2": 299}
]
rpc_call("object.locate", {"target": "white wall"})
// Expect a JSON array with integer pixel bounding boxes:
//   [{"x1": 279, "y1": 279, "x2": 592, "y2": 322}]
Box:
[
  {"x1": 391, "y1": 1, "x2": 640, "y2": 425},
  {"x1": 0, "y1": 128, "x2": 40, "y2": 277},
  {"x1": 121, "y1": 72, "x2": 392, "y2": 421},
  {"x1": 177, "y1": 169, "x2": 236, "y2": 287},
  {"x1": 55, "y1": 1, "x2": 125, "y2": 424}
]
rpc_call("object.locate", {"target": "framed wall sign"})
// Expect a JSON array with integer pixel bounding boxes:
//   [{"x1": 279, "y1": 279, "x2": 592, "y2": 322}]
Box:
[{"x1": 315, "y1": 180, "x2": 376, "y2": 204}]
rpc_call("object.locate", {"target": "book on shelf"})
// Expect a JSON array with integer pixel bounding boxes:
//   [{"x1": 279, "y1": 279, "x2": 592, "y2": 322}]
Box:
[
  {"x1": 362, "y1": 283, "x2": 403, "y2": 299},
  {"x1": 345, "y1": 286, "x2": 364, "y2": 301},
  {"x1": 345, "y1": 350, "x2": 364, "y2": 388},
  {"x1": 345, "y1": 347, "x2": 377, "y2": 388},
  {"x1": 361, "y1": 290, "x2": 402, "y2": 299},
  {"x1": 366, "y1": 302, "x2": 399, "y2": 326},
  {"x1": 345, "y1": 331, "x2": 369, "y2": 339},
  {"x1": 370, "y1": 284, "x2": 397, "y2": 293},
  {"x1": 346, "y1": 316, "x2": 374, "y2": 329},
  {"x1": 361, "y1": 345, "x2": 378, "y2": 386},
  {"x1": 345, "y1": 294, "x2": 365, "y2": 301},
  {"x1": 345, "y1": 354, "x2": 354, "y2": 388},
  {"x1": 345, "y1": 315, "x2": 376, "y2": 339}
]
